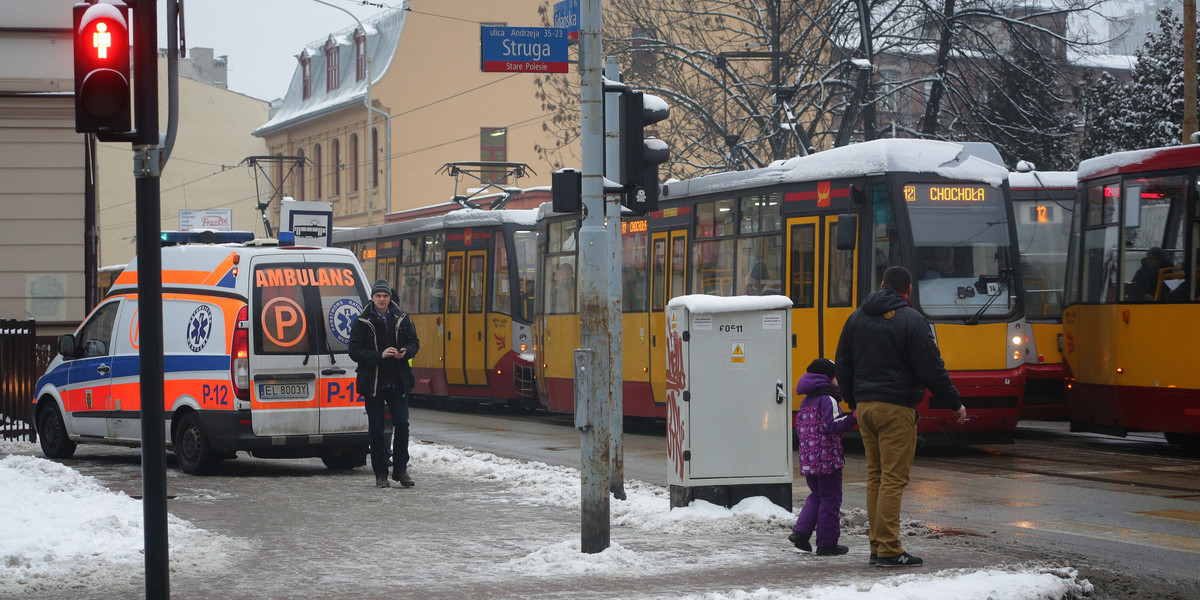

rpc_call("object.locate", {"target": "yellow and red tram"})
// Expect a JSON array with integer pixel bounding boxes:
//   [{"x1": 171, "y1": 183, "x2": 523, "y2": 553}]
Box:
[
  {"x1": 536, "y1": 139, "x2": 1029, "y2": 441},
  {"x1": 1009, "y1": 170, "x2": 1076, "y2": 419},
  {"x1": 333, "y1": 209, "x2": 540, "y2": 409},
  {"x1": 1062, "y1": 144, "x2": 1200, "y2": 448}
]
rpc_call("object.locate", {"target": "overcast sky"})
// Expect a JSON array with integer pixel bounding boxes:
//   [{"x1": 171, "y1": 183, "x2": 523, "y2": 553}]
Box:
[{"x1": 156, "y1": 0, "x2": 400, "y2": 101}]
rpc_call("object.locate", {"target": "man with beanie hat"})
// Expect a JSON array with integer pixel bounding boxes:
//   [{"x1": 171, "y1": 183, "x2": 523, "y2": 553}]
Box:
[
  {"x1": 349, "y1": 278, "x2": 420, "y2": 488},
  {"x1": 835, "y1": 266, "x2": 966, "y2": 567}
]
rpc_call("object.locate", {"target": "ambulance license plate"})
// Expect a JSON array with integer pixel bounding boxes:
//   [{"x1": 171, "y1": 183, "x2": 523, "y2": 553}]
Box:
[{"x1": 259, "y1": 383, "x2": 310, "y2": 399}]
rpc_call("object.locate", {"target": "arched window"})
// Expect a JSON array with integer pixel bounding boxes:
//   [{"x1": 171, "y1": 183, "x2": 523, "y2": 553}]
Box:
[
  {"x1": 331, "y1": 138, "x2": 340, "y2": 196},
  {"x1": 354, "y1": 28, "x2": 366, "y2": 82},
  {"x1": 299, "y1": 52, "x2": 311, "y2": 100},
  {"x1": 296, "y1": 148, "x2": 306, "y2": 201},
  {"x1": 349, "y1": 133, "x2": 359, "y2": 193},
  {"x1": 372, "y1": 127, "x2": 379, "y2": 189},
  {"x1": 314, "y1": 143, "x2": 323, "y2": 199},
  {"x1": 324, "y1": 37, "x2": 340, "y2": 92}
]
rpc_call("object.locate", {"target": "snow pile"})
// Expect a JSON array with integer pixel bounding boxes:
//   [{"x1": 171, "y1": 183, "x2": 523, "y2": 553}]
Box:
[
  {"x1": 669, "y1": 566, "x2": 1092, "y2": 600},
  {"x1": 0, "y1": 452, "x2": 249, "y2": 597}
]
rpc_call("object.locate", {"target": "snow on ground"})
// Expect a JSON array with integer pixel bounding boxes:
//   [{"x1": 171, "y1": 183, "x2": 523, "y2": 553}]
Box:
[{"x1": 0, "y1": 439, "x2": 1092, "y2": 599}]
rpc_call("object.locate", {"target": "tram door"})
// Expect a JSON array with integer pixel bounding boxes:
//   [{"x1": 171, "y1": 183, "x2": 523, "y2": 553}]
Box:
[
  {"x1": 444, "y1": 254, "x2": 466, "y2": 385},
  {"x1": 464, "y1": 251, "x2": 488, "y2": 385},
  {"x1": 650, "y1": 229, "x2": 688, "y2": 406},
  {"x1": 786, "y1": 216, "x2": 856, "y2": 410}
]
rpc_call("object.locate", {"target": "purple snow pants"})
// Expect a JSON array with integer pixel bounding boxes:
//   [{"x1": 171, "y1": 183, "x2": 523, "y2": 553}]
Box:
[{"x1": 792, "y1": 469, "x2": 843, "y2": 548}]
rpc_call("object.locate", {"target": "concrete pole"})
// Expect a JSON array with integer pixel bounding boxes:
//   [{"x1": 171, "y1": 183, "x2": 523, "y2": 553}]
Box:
[
  {"x1": 578, "y1": 0, "x2": 611, "y2": 553},
  {"x1": 1184, "y1": 0, "x2": 1197, "y2": 143},
  {"x1": 603, "y1": 57, "x2": 626, "y2": 500}
]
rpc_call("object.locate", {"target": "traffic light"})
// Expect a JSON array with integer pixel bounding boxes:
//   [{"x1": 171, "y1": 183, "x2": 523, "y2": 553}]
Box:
[
  {"x1": 73, "y1": 1, "x2": 131, "y2": 135},
  {"x1": 619, "y1": 90, "x2": 670, "y2": 215}
]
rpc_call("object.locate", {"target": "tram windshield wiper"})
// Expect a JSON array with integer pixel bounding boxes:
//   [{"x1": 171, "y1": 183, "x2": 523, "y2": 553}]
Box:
[{"x1": 966, "y1": 272, "x2": 1010, "y2": 325}]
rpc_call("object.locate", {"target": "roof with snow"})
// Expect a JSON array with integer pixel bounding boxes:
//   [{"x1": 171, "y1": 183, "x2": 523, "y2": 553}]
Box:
[
  {"x1": 1008, "y1": 171, "x2": 1077, "y2": 190},
  {"x1": 663, "y1": 139, "x2": 1009, "y2": 201},
  {"x1": 253, "y1": 9, "x2": 407, "y2": 137},
  {"x1": 332, "y1": 207, "x2": 540, "y2": 245}
]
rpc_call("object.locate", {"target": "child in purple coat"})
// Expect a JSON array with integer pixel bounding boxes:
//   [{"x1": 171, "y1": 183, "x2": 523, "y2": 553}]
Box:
[{"x1": 788, "y1": 358, "x2": 857, "y2": 556}]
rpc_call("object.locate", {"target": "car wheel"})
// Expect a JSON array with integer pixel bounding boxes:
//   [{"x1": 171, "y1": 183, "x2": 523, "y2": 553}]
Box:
[
  {"x1": 37, "y1": 401, "x2": 77, "y2": 459},
  {"x1": 175, "y1": 412, "x2": 217, "y2": 475}
]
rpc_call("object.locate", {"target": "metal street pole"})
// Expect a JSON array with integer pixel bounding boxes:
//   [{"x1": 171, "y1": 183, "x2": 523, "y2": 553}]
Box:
[
  {"x1": 130, "y1": 0, "x2": 168, "y2": 596},
  {"x1": 578, "y1": 0, "x2": 611, "y2": 553}
]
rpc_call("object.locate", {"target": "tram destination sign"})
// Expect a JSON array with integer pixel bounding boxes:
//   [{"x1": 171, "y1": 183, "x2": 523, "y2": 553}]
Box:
[{"x1": 480, "y1": 26, "x2": 568, "y2": 73}]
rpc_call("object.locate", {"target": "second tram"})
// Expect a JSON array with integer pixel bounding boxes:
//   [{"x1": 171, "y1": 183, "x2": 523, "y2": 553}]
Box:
[
  {"x1": 333, "y1": 209, "x2": 539, "y2": 408},
  {"x1": 1009, "y1": 170, "x2": 1076, "y2": 419},
  {"x1": 536, "y1": 139, "x2": 1029, "y2": 441},
  {"x1": 1062, "y1": 144, "x2": 1200, "y2": 448}
]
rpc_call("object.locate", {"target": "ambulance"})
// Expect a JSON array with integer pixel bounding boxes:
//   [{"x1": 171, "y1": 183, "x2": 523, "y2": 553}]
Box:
[{"x1": 33, "y1": 232, "x2": 372, "y2": 474}]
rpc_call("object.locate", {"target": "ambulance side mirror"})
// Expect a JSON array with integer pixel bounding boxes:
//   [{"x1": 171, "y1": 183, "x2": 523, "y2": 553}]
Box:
[{"x1": 58, "y1": 334, "x2": 77, "y2": 359}]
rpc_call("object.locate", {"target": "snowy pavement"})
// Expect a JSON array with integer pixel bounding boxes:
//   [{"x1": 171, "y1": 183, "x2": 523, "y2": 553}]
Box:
[{"x1": 0, "y1": 438, "x2": 1091, "y2": 599}]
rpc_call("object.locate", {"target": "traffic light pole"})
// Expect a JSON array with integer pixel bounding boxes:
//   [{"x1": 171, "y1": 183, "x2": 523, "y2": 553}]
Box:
[
  {"x1": 129, "y1": 0, "x2": 169, "y2": 597},
  {"x1": 578, "y1": 0, "x2": 613, "y2": 554}
]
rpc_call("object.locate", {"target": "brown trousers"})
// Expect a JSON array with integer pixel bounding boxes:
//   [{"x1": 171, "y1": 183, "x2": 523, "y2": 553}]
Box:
[{"x1": 857, "y1": 400, "x2": 918, "y2": 558}]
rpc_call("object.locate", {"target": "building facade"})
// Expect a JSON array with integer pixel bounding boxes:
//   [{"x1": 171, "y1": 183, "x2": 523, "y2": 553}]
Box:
[
  {"x1": 0, "y1": 0, "x2": 93, "y2": 335},
  {"x1": 253, "y1": 1, "x2": 561, "y2": 230},
  {"x1": 96, "y1": 51, "x2": 270, "y2": 267}
]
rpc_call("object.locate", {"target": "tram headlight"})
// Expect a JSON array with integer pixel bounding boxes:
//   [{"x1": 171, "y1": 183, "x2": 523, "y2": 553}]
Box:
[
  {"x1": 1011, "y1": 335, "x2": 1022, "y2": 346},
  {"x1": 1012, "y1": 350, "x2": 1021, "y2": 360}
]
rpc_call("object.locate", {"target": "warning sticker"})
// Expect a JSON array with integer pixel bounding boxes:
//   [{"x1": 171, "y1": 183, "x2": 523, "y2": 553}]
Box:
[{"x1": 731, "y1": 343, "x2": 746, "y2": 363}]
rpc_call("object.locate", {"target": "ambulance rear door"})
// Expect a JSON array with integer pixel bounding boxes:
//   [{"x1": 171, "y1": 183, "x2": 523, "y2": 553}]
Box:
[{"x1": 249, "y1": 255, "x2": 368, "y2": 436}]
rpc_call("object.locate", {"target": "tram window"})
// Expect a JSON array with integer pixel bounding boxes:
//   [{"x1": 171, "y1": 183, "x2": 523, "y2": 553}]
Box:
[
  {"x1": 738, "y1": 235, "x2": 782, "y2": 296},
  {"x1": 671, "y1": 236, "x2": 687, "y2": 299},
  {"x1": 622, "y1": 226, "x2": 648, "y2": 312},
  {"x1": 424, "y1": 264, "x2": 444, "y2": 313},
  {"x1": 425, "y1": 233, "x2": 444, "y2": 263},
  {"x1": 692, "y1": 238, "x2": 734, "y2": 295},
  {"x1": 827, "y1": 222, "x2": 854, "y2": 307},
  {"x1": 789, "y1": 223, "x2": 815, "y2": 307},
  {"x1": 447, "y1": 256, "x2": 463, "y2": 314},
  {"x1": 1085, "y1": 184, "x2": 1118, "y2": 226},
  {"x1": 651, "y1": 238, "x2": 666, "y2": 311},
  {"x1": 696, "y1": 198, "x2": 736, "y2": 238},
  {"x1": 402, "y1": 238, "x2": 420, "y2": 263},
  {"x1": 546, "y1": 257, "x2": 575, "y2": 314},
  {"x1": 398, "y1": 265, "x2": 422, "y2": 313},
  {"x1": 1122, "y1": 176, "x2": 1187, "y2": 302},
  {"x1": 492, "y1": 239, "x2": 510, "y2": 316},
  {"x1": 549, "y1": 220, "x2": 578, "y2": 253},
  {"x1": 739, "y1": 193, "x2": 782, "y2": 235},
  {"x1": 872, "y1": 185, "x2": 900, "y2": 287},
  {"x1": 1081, "y1": 227, "x2": 1120, "y2": 303},
  {"x1": 468, "y1": 254, "x2": 485, "y2": 313}
]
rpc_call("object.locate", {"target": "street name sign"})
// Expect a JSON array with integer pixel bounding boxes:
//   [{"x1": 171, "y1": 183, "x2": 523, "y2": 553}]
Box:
[
  {"x1": 553, "y1": 0, "x2": 580, "y2": 40},
  {"x1": 480, "y1": 26, "x2": 568, "y2": 73}
]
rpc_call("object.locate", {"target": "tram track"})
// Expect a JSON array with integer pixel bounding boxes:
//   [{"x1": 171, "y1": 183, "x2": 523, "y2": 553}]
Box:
[{"x1": 913, "y1": 429, "x2": 1200, "y2": 496}]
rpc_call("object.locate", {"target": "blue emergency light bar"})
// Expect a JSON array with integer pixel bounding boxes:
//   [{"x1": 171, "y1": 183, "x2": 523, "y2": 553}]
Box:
[{"x1": 159, "y1": 230, "x2": 256, "y2": 246}]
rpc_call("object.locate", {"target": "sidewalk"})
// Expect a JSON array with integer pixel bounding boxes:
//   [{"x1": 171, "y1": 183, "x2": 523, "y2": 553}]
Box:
[{"x1": 2, "y1": 435, "x2": 1091, "y2": 600}]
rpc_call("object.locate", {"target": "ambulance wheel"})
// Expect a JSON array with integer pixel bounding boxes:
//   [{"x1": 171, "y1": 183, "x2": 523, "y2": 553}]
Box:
[
  {"x1": 37, "y1": 402, "x2": 77, "y2": 459},
  {"x1": 321, "y1": 448, "x2": 367, "y2": 471},
  {"x1": 175, "y1": 413, "x2": 218, "y2": 475}
]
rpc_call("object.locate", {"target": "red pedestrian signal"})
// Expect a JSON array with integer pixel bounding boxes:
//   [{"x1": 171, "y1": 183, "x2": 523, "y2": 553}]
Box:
[{"x1": 73, "y1": 2, "x2": 131, "y2": 134}]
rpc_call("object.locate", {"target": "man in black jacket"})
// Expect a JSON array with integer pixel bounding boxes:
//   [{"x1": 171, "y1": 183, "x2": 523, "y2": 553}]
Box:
[
  {"x1": 835, "y1": 266, "x2": 966, "y2": 568},
  {"x1": 349, "y1": 279, "x2": 420, "y2": 489}
]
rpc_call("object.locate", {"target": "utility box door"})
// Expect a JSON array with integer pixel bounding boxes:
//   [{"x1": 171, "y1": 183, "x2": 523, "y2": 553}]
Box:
[{"x1": 666, "y1": 296, "x2": 793, "y2": 485}]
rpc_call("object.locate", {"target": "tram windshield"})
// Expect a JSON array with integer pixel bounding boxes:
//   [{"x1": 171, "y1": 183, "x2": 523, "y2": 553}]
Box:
[{"x1": 906, "y1": 182, "x2": 1017, "y2": 319}]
